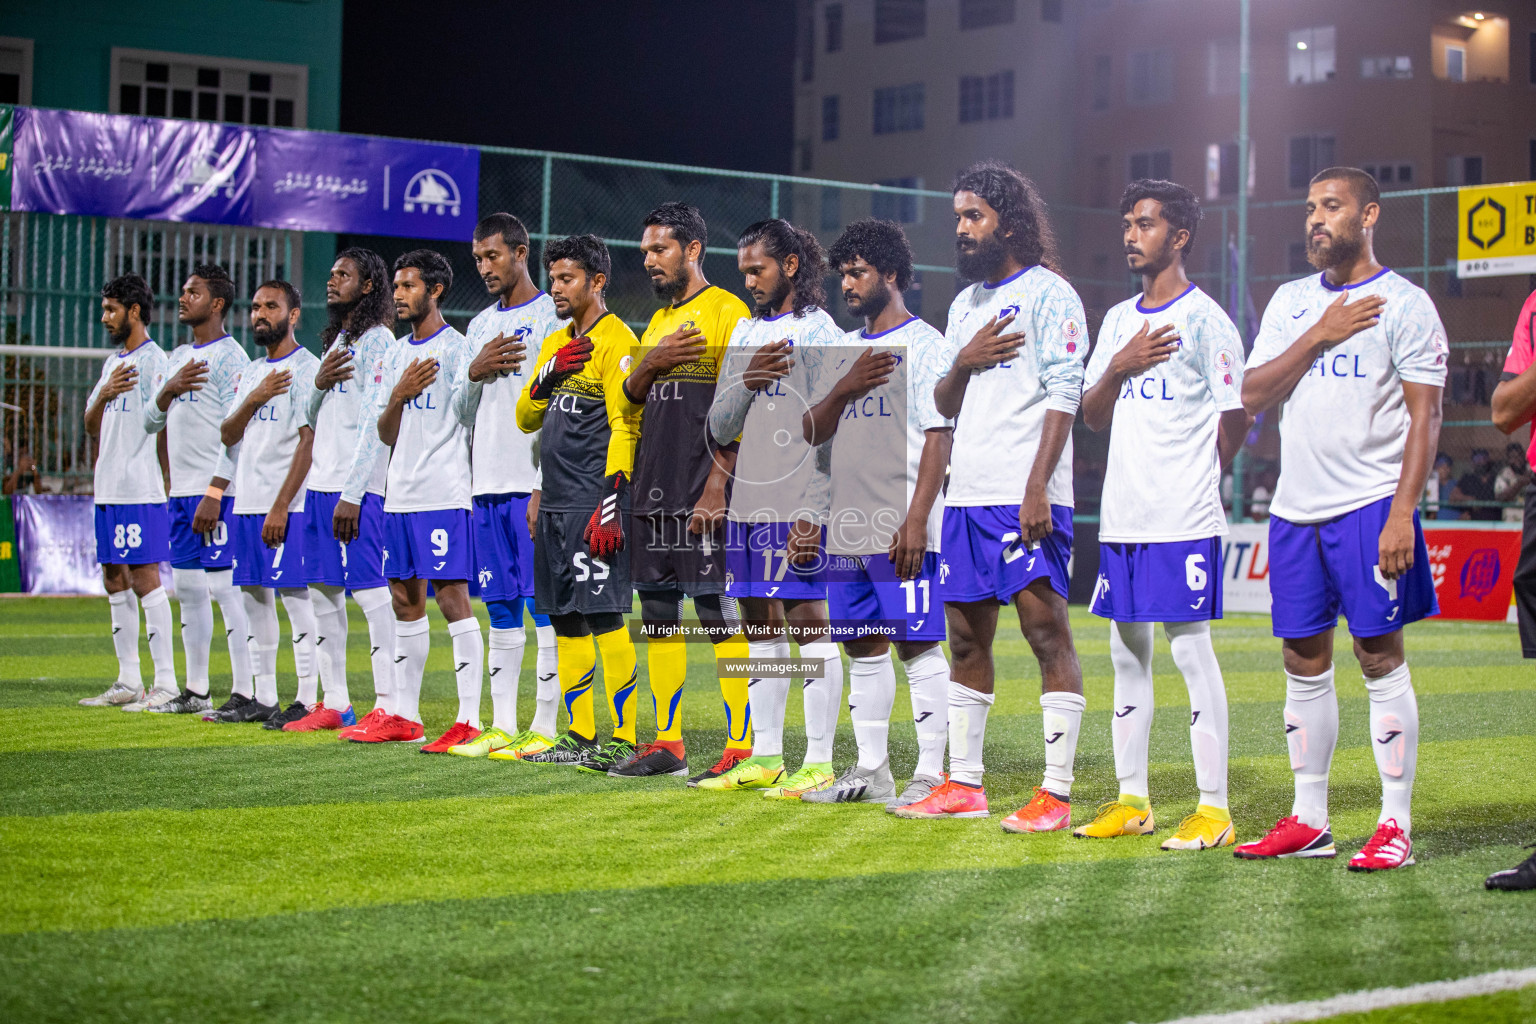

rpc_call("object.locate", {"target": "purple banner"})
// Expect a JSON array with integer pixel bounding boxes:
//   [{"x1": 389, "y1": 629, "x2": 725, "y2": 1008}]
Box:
[
  {"x1": 9, "y1": 108, "x2": 479, "y2": 240},
  {"x1": 11, "y1": 108, "x2": 255, "y2": 224},
  {"x1": 253, "y1": 129, "x2": 478, "y2": 239}
]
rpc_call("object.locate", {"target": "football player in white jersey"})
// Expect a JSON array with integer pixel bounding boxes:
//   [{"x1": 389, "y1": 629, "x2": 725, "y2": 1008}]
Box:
[
  {"x1": 1079, "y1": 180, "x2": 1251, "y2": 850},
  {"x1": 704, "y1": 219, "x2": 845, "y2": 799},
  {"x1": 446, "y1": 213, "x2": 563, "y2": 760},
  {"x1": 800, "y1": 220, "x2": 953, "y2": 809},
  {"x1": 898, "y1": 162, "x2": 1089, "y2": 830},
  {"x1": 291, "y1": 248, "x2": 400, "y2": 734},
  {"x1": 221, "y1": 281, "x2": 325, "y2": 728},
  {"x1": 360, "y1": 250, "x2": 484, "y2": 751},
  {"x1": 144, "y1": 264, "x2": 254, "y2": 716},
  {"x1": 79, "y1": 274, "x2": 181, "y2": 709},
  {"x1": 1237, "y1": 167, "x2": 1446, "y2": 871}
]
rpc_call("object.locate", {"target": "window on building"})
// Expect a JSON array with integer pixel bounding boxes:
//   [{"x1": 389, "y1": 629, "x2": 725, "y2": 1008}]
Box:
[
  {"x1": 1447, "y1": 155, "x2": 1484, "y2": 186},
  {"x1": 960, "y1": 0, "x2": 1014, "y2": 29},
  {"x1": 1127, "y1": 49, "x2": 1172, "y2": 105},
  {"x1": 1206, "y1": 142, "x2": 1240, "y2": 198},
  {"x1": 959, "y1": 71, "x2": 1014, "y2": 123},
  {"x1": 1288, "y1": 134, "x2": 1335, "y2": 189},
  {"x1": 1092, "y1": 55, "x2": 1111, "y2": 110},
  {"x1": 1361, "y1": 55, "x2": 1412, "y2": 79},
  {"x1": 822, "y1": 95, "x2": 840, "y2": 141},
  {"x1": 1041, "y1": 0, "x2": 1063, "y2": 23},
  {"x1": 799, "y1": 9, "x2": 815, "y2": 82},
  {"x1": 1207, "y1": 39, "x2": 1238, "y2": 96},
  {"x1": 0, "y1": 37, "x2": 33, "y2": 105},
  {"x1": 826, "y1": 4, "x2": 844, "y2": 53},
  {"x1": 1444, "y1": 44, "x2": 1466, "y2": 83},
  {"x1": 872, "y1": 176, "x2": 924, "y2": 223},
  {"x1": 798, "y1": 139, "x2": 813, "y2": 173},
  {"x1": 874, "y1": 83, "x2": 925, "y2": 134},
  {"x1": 876, "y1": 0, "x2": 926, "y2": 43},
  {"x1": 1092, "y1": 155, "x2": 1111, "y2": 206},
  {"x1": 1361, "y1": 163, "x2": 1413, "y2": 187},
  {"x1": 112, "y1": 48, "x2": 307, "y2": 126},
  {"x1": 1287, "y1": 26, "x2": 1336, "y2": 84},
  {"x1": 1129, "y1": 149, "x2": 1172, "y2": 183},
  {"x1": 821, "y1": 188, "x2": 842, "y2": 232}
]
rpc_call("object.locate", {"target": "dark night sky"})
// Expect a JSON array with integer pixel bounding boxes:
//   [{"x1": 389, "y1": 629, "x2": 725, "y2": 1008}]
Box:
[{"x1": 338, "y1": 1, "x2": 796, "y2": 174}]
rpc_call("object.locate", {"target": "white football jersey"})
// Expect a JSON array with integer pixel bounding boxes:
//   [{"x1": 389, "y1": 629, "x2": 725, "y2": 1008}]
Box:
[
  {"x1": 229, "y1": 346, "x2": 320, "y2": 516},
  {"x1": 374, "y1": 323, "x2": 473, "y2": 513},
  {"x1": 807, "y1": 317, "x2": 952, "y2": 555},
  {"x1": 1249, "y1": 269, "x2": 1447, "y2": 523},
  {"x1": 455, "y1": 293, "x2": 559, "y2": 496},
  {"x1": 145, "y1": 334, "x2": 247, "y2": 498},
  {"x1": 305, "y1": 325, "x2": 396, "y2": 502},
  {"x1": 1088, "y1": 285, "x2": 1245, "y2": 543},
  {"x1": 89, "y1": 339, "x2": 168, "y2": 505},
  {"x1": 941, "y1": 265, "x2": 1087, "y2": 507},
  {"x1": 712, "y1": 308, "x2": 843, "y2": 523}
]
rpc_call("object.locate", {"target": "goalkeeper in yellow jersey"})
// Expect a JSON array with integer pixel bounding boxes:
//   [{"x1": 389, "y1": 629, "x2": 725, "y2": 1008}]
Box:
[
  {"x1": 612, "y1": 202, "x2": 753, "y2": 781},
  {"x1": 515, "y1": 235, "x2": 643, "y2": 773}
]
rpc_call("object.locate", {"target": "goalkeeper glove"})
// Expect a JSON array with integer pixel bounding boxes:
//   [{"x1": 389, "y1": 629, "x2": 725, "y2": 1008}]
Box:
[
  {"x1": 584, "y1": 471, "x2": 628, "y2": 558},
  {"x1": 529, "y1": 335, "x2": 595, "y2": 401}
]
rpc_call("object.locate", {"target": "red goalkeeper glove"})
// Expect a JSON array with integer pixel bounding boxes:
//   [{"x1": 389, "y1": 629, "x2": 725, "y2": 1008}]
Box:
[
  {"x1": 584, "y1": 471, "x2": 628, "y2": 559},
  {"x1": 528, "y1": 335, "x2": 595, "y2": 401}
]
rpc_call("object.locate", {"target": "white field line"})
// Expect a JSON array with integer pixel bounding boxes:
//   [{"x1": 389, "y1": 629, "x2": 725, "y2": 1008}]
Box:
[{"x1": 1148, "y1": 967, "x2": 1536, "y2": 1024}]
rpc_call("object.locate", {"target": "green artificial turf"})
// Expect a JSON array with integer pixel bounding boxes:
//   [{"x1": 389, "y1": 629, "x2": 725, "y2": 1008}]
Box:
[{"x1": 0, "y1": 598, "x2": 1532, "y2": 1023}]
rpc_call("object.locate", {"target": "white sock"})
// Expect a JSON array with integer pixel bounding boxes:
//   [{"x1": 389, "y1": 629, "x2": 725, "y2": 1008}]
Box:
[
  {"x1": 1109, "y1": 621, "x2": 1155, "y2": 801},
  {"x1": 139, "y1": 587, "x2": 179, "y2": 692},
  {"x1": 309, "y1": 584, "x2": 350, "y2": 711},
  {"x1": 747, "y1": 637, "x2": 792, "y2": 758},
  {"x1": 489, "y1": 626, "x2": 526, "y2": 734},
  {"x1": 207, "y1": 570, "x2": 252, "y2": 697},
  {"x1": 243, "y1": 587, "x2": 280, "y2": 707},
  {"x1": 449, "y1": 617, "x2": 484, "y2": 729},
  {"x1": 1040, "y1": 690, "x2": 1086, "y2": 798},
  {"x1": 1285, "y1": 666, "x2": 1337, "y2": 830},
  {"x1": 1166, "y1": 620, "x2": 1230, "y2": 811},
  {"x1": 848, "y1": 652, "x2": 895, "y2": 770},
  {"x1": 947, "y1": 681, "x2": 994, "y2": 786},
  {"x1": 393, "y1": 617, "x2": 431, "y2": 723},
  {"x1": 800, "y1": 640, "x2": 842, "y2": 765},
  {"x1": 173, "y1": 568, "x2": 212, "y2": 696},
  {"x1": 531, "y1": 623, "x2": 559, "y2": 736},
  {"x1": 108, "y1": 590, "x2": 142, "y2": 687},
  {"x1": 279, "y1": 590, "x2": 319, "y2": 705},
  {"x1": 902, "y1": 645, "x2": 950, "y2": 779},
  {"x1": 1365, "y1": 663, "x2": 1418, "y2": 833},
  {"x1": 353, "y1": 586, "x2": 395, "y2": 714}
]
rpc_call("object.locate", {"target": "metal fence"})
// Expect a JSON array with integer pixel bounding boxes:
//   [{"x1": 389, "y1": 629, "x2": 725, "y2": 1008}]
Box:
[{"x1": 2, "y1": 133, "x2": 1528, "y2": 519}]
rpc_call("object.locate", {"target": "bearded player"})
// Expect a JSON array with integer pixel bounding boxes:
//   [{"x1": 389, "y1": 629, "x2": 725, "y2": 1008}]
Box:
[
  {"x1": 1237, "y1": 168, "x2": 1445, "y2": 871},
  {"x1": 295, "y1": 248, "x2": 401, "y2": 734},
  {"x1": 515, "y1": 235, "x2": 644, "y2": 773},
  {"x1": 895, "y1": 162, "x2": 1089, "y2": 830},
  {"x1": 801, "y1": 219, "x2": 953, "y2": 809},
  {"x1": 616, "y1": 202, "x2": 753, "y2": 780},
  {"x1": 1078, "y1": 180, "x2": 1249, "y2": 850},
  {"x1": 705, "y1": 219, "x2": 844, "y2": 799}
]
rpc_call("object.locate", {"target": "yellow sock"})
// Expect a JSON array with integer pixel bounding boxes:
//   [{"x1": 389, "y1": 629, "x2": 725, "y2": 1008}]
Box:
[
  {"x1": 714, "y1": 632, "x2": 752, "y2": 748},
  {"x1": 557, "y1": 635, "x2": 597, "y2": 741},
  {"x1": 595, "y1": 626, "x2": 638, "y2": 744},
  {"x1": 648, "y1": 632, "x2": 688, "y2": 743},
  {"x1": 1197, "y1": 803, "x2": 1232, "y2": 822}
]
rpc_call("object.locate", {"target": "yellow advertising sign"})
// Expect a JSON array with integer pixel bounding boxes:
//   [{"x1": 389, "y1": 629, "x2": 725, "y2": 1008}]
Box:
[{"x1": 1457, "y1": 180, "x2": 1536, "y2": 278}]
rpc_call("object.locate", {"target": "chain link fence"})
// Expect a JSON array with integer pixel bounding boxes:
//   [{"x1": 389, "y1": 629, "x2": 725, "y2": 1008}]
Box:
[{"x1": 2, "y1": 133, "x2": 1528, "y2": 517}]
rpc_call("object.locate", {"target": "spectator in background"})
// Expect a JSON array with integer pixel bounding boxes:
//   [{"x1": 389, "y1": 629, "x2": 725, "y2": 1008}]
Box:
[
  {"x1": 1248, "y1": 466, "x2": 1276, "y2": 521},
  {"x1": 4, "y1": 446, "x2": 38, "y2": 495},
  {"x1": 1486, "y1": 284, "x2": 1536, "y2": 890},
  {"x1": 1495, "y1": 442, "x2": 1529, "y2": 523},
  {"x1": 1425, "y1": 452, "x2": 1455, "y2": 519},
  {"x1": 1452, "y1": 448, "x2": 1499, "y2": 521}
]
